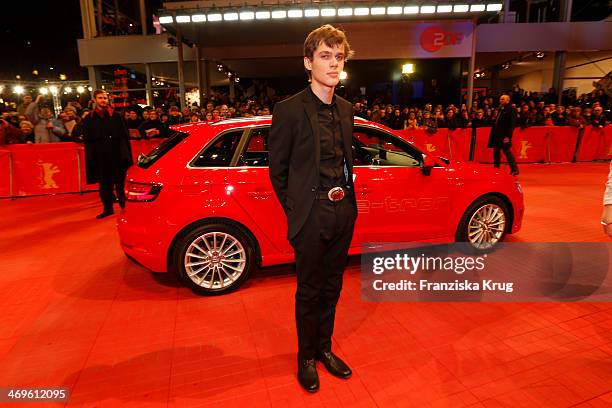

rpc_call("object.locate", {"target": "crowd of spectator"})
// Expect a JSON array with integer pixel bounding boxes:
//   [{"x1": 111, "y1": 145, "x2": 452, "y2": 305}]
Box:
[
  {"x1": 1, "y1": 85, "x2": 609, "y2": 146},
  {"x1": 354, "y1": 87, "x2": 609, "y2": 132}
]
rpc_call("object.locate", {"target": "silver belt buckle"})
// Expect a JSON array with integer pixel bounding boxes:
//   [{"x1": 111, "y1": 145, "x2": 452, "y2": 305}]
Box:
[{"x1": 328, "y1": 187, "x2": 345, "y2": 202}]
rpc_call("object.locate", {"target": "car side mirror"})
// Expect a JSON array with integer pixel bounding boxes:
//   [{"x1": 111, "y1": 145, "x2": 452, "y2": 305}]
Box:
[{"x1": 421, "y1": 155, "x2": 435, "y2": 176}]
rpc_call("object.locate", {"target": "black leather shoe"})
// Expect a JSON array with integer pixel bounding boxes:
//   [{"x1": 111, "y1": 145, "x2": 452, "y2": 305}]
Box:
[
  {"x1": 96, "y1": 210, "x2": 114, "y2": 219},
  {"x1": 297, "y1": 358, "x2": 319, "y2": 393},
  {"x1": 316, "y1": 351, "x2": 352, "y2": 379}
]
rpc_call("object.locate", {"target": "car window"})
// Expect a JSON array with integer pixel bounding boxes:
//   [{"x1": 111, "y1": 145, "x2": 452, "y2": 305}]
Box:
[
  {"x1": 137, "y1": 131, "x2": 189, "y2": 169},
  {"x1": 353, "y1": 126, "x2": 422, "y2": 167},
  {"x1": 191, "y1": 129, "x2": 243, "y2": 167},
  {"x1": 239, "y1": 127, "x2": 269, "y2": 167}
]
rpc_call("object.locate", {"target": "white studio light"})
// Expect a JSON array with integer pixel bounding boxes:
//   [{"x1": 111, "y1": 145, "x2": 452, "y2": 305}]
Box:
[
  {"x1": 404, "y1": 6, "x2": 419, "y2": 14},
  {"x1": 338, "y1": 7, "x2": 353, "y2": 16},
  {"x1": 64, "y1": 87, "x2": 72, "y2": 93},
  {"x1": 88, "y1": 86, "x2": 93, "y2": 92},
  {"x1": 76, "y1": 86, "x2": 85, "y2": 94},
  {"x1": 223, "y1": 12, "x2": 238, "y2": 21},
  {"x1": 158, "y1": 16, "x2": 173, "y2": 24},
  {"x1": 14, "y1": 85, "x2": 24, "y2": 94},
  {"x1": 288, "y1": 9, "x2": 303, "y2": 18},
  {"x1": 321, "y1": 8, "x2": 336, "y2": 17},
  {"x1": 354, "y1": 7, "x2": 369, "y2": 16},
  {"x1": 402, "y1": 63, "x2": 415, "y2": 74},
  {"x1": 371, "y1": 7, "x2": 386, "y2": 15},
  {"x1": 437, "y1": 5, "x2": 453, "y2": 13},
  {"x1": 305, "y1": 8, "x2": 320, "y2": 17},
  {"x1": 453, "y1": 5, "x2": 470, "y2": 12},
  {"x1": 39, "y1": 87, "x2": 49, "y2": 95},
  {"x1": 207, "y1": 13, "x2": 222, "y2": 22},
  {"x1": 271, "y1": 10, "x2": 287, "y2": 19},
  {"x1": 387, "y1": 6, "x2": 403, "y2": 15},
  {"x1": 340, "y1": 71, "x2": 348, "y2": 80},
  {"x1": 175, "y1": 15, "x2": 190, "y2": 23},
  {"x1": 191, "y1": 14, "x2": 206, "y2": 22},
  {"x1": 471, "y1": 4, "x2": 486, "y2": 12},
  {"x1": 255, "y1": 11, "x2": 271, "y2": 19},
  {"x1": 487, "y1": 3, "x2": 503, "y2": 11},
  {"x1": 239, "y1": 11, "x2": 254, "y2": 20},
  {"x1": 420, "y1": 5, "x2": 436, "y2": 14},
  {"x1": 49, "y1": 85, "x2": 58, "y2": 95}
]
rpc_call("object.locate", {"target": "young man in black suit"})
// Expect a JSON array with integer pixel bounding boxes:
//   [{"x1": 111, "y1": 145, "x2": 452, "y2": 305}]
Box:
[
  {"x1": 488, "y1": 94, "x2": 519, "y2": 176},
  {"x1": 268, "y1": 25, "x2": 358, "y2": 393}
]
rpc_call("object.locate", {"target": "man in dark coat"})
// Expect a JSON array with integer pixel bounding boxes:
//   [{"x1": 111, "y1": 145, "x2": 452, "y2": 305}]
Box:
[
  {"x1": 488, "y1": 95, "x2": 519, "y2": 176},
  {"x1": 269, "y1": 24, "x2": 357, "y2": 393},
  {"x1": 83, "y1": 90, "x2": 133, "y2": 218}
]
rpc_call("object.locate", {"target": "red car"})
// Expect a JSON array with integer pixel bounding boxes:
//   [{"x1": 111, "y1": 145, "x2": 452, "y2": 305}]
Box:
[{"x1": 118, "y1": 117, "x2": 524, "y2": 295}]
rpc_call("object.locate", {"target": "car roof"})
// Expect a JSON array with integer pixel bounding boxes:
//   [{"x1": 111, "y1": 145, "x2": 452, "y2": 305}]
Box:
[{"x1": 171, "y1": 115, "x2": 370, "y2": 133}]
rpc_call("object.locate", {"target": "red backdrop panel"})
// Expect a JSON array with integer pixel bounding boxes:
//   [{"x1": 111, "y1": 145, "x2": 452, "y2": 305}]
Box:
[{"x1": 548, "y1": 126, "x2": 579, "y2": 162}]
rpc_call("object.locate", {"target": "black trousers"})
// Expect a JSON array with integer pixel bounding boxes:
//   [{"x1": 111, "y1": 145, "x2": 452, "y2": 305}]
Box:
[
  {"x1": 493, "y1": 142, "x2": 518, "y2": 173},
  {"x1": 290, "y1": 197, "x2": 356, "y2": 361},
  {"x1": 98, "y1": 175, "x2": 126, "y2": 211}
]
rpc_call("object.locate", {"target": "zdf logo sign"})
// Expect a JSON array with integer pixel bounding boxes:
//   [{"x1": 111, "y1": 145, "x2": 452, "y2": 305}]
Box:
[{"x1": 420, "y1": 26, "x2": 464, "y2": 52}]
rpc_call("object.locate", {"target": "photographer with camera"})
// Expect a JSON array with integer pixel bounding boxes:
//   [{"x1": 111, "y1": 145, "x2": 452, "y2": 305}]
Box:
[{"x1": 25, "y1": 95, "x2": 66, "y2": 143}]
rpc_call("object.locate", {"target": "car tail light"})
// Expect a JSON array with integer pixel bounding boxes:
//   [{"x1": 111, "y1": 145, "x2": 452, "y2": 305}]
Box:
[{"x1": 125, "y1": 181, "x2": 163, "y2": 202}]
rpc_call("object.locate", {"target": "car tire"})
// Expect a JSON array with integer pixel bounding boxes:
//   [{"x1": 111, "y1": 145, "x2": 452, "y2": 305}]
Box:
[
  {"x1": 173, "y1": 222, "x2": 254, "y2": 295},
  {"x1": 455, "y1": 195, "x2": 509, "y2": 251}
]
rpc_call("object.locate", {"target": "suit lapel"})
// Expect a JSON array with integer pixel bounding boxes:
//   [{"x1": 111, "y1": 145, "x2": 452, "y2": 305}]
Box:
[
  {"x1": 338, "y1": 101, "x2": 354, "y2": 178},
  {"x1": 302, "y1": 91, "x2": 320, "y2": 177}
]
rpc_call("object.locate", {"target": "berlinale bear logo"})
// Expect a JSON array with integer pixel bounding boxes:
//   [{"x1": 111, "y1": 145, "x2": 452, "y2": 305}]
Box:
[
  {"x1": 420, "y1": 26, "x2": 464, "y2": 53},
  {"x1": 519, "y1": 140, "x2": 532, "y2": 159},
  {"x1": 39, "y1": 162, "x2": 60, "y2": 189}
]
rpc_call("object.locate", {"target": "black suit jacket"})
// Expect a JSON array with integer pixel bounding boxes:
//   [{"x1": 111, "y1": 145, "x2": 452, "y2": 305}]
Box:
[
  {"x1": 269, "y1": 87, "x2": 357, "y2": 240},
  {"x1": 488, "y1": 105, "x2": 517, "y2": 148}
]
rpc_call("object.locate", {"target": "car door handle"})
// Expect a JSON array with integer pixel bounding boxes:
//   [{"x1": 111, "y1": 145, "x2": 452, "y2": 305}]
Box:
[{"x1": 247, "y1": 191, "x2": 273, "y2": 200}]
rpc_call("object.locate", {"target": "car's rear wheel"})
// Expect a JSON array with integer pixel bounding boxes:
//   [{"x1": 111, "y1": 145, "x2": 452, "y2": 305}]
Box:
[
  {"x1": 456, "y1": 195, "x2": 509, "y2": 250},
  {"x1": 174, "y1": 223, "x2": 254, "y2": 295}
]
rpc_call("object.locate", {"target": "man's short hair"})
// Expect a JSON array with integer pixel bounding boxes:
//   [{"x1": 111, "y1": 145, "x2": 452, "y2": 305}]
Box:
[
  {"x1": 303, "y1": 24, "x2": 354, "y2": 78},
  {"x1": 93, "y1": 90, "x2": 107, "y2": 99}
]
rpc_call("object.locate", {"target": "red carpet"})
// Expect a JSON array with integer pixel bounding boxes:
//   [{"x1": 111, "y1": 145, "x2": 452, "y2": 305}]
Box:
[{"x1": 0, "y1": 163, "x2": 611, "y2": 407}]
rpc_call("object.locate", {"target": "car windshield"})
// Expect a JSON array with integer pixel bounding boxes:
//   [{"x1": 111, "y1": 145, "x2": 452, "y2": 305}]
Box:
[{"x1": 137, "y1": 131, "x2": 189, "y2": 169}]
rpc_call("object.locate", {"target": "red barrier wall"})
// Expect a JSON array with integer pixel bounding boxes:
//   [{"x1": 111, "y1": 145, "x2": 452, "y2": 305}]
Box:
[
  {"x1": 7, "y1": 143, "x2": 82, "y2": 197},
  {"x1": 397, "y1": 129, "x2": 453, "y2": 159},
  {"x1": 447, "y1": 129, "x2": 471, "y2": 162},
  {"x1": 549, "y1": 126, "x2": 580, "y2": 163},
  {"x1": 0, "y1": 150, "x2": 11, "y2": 198},
  {"x1": 1, "y1": 128, "x2": 609, "y2": 199},
  {"x1": 576, "y1": 126, "x2": 612, "y2": 162},
  {"x1": 0, "y1": 139, "x2": 166, "y2": 199},
  {"x1": 473, "y1": 126, "x2": 580, "y2": 164}
]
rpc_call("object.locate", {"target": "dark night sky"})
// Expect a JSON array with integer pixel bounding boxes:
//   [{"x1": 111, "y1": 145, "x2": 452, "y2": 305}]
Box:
[{"x1": 1, "y1": 0, "x2": 87, "y2": 81}]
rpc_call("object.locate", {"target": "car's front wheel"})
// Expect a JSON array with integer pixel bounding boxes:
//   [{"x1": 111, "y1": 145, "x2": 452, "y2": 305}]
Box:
[
  {"x1": 456, "y1": 195, "x2": 509, "y2": 250},
  {"x1": 173, "y1": 222, "x2": 254, "y2": 295}
]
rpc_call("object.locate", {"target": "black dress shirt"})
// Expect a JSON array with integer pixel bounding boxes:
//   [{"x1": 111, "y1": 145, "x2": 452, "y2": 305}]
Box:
[{"x1": 308, "y1": 87, "x2": 346, "y2": 189}]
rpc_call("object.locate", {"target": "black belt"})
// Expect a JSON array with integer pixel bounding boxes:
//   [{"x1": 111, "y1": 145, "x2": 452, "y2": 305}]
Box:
[{"x1": 317, "y1": 186, "x2": 351, "y2": 202}]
